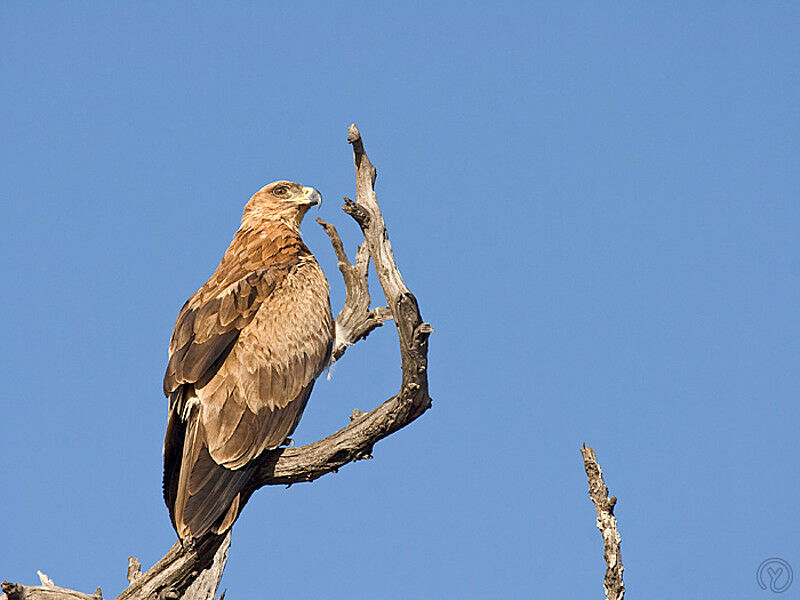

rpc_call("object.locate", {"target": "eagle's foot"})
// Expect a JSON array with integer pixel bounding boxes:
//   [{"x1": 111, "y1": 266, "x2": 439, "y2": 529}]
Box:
[{"x1": 280, "y1": 437, "x2": 295, "y2": 447}]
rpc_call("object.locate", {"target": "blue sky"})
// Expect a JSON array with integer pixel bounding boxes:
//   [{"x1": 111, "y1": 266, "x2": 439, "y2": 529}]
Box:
[{"x1": 1, "y1": 3, "x2": 798, "y2": 599}]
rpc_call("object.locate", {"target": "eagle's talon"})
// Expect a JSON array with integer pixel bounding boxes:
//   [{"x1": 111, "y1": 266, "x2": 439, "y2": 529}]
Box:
[{"x1": 281, "y1": 437, "x2": 295, "y2": 447}]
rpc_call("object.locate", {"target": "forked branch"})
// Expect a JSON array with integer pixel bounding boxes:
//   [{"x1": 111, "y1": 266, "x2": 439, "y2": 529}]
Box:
[{"x1": 1, "y1": 125, "x2": 432, "y2": 600}]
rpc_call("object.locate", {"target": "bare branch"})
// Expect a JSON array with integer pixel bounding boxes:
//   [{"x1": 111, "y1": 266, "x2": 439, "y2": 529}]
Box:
[
  {"x1": 2, "y1": 580, "x2": 102, "y2": 600},
  {"x1": 315, "y1": 217, "x2": 392, "y2": 361},
  {"x1": 581, "y1": 445, "x2": 625, "y2": 600},
  {"x1": 1, "y1": 124, "x2": 432, "y2": 600}
]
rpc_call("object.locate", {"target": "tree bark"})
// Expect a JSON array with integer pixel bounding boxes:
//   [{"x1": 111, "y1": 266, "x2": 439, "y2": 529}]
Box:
[
  {"x1": 1, "y1": 125, "x2": 433, "y2": 600},
  {"x1": 581, "y1": 445, "x2": 625, "y2": 600}
]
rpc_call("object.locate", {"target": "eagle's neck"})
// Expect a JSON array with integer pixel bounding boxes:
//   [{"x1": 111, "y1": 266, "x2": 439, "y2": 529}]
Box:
[{"x1": 241, "y1": 205, "x2": 310, "y2": 233}]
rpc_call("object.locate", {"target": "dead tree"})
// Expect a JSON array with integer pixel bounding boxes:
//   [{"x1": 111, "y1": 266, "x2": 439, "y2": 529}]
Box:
[{"x1": 1, "y1": 125, "x2": 433, "y2": 600}]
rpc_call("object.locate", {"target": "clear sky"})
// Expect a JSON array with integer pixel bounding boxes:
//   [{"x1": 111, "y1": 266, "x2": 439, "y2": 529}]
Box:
[{"x1": 1, "y1": 3, "x2": 798, "y2": 599}]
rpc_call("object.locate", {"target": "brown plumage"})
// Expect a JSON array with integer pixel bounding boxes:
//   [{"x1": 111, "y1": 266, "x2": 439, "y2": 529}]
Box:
[{"x1": 163, "y1": 180, "x2": 334, "y2": 540}]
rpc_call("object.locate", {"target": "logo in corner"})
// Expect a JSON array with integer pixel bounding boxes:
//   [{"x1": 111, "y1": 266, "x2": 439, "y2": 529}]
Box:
[{"x1": 757, "y1": 558, "x2": 793, "y2": 594}]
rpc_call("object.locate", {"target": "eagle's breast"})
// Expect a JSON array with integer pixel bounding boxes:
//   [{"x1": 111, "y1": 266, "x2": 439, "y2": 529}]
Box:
[
  {"x1": 195, "y1": 250, "x2": 334, "y2": 466},
  {"x1": 238, "y1": 255, "x2": 333, "y2": 412}
]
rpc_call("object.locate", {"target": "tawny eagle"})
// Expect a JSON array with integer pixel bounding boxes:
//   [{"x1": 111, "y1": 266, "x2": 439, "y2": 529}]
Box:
[{"x1": 162, "y1": 180, "x2": 334, "y2": 540}]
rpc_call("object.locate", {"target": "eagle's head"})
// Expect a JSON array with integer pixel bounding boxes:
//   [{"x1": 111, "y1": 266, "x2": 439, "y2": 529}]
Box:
[{"x1": 243, "y1": 180, "x2": 322, "y2": 230}]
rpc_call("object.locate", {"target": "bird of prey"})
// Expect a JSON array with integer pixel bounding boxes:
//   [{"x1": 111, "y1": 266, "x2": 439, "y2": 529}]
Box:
[{"x1": 162, "y1": 180, "x2": 334, "y2": 540}]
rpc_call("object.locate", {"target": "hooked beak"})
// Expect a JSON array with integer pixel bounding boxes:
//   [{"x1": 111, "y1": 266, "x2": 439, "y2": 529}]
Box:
[{"x1": 300, "y1": 186, "x2": 322, "y2": 209}]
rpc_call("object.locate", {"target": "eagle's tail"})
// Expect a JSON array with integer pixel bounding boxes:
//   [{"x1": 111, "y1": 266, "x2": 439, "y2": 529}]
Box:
[{"x1": 163, "y1": 392, "x2": 256, "y2": 540}]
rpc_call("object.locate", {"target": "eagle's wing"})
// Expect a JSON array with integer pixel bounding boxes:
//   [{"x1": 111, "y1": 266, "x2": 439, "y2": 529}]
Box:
[
  {"x1": 163, "y1": 263, "x2": 289, "y2": 395},
  {"x1": 163, "y1": 232, "x2": 332, "y2": 539}
]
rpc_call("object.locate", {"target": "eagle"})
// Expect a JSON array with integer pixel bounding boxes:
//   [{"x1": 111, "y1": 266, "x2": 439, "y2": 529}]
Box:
[{"x1": 162, "y1": 180, "x2": 334, "y2": 540}]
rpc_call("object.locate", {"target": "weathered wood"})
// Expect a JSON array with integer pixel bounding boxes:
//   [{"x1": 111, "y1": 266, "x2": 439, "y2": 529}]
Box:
[
  {"x1": 115, "y1": 533, "x2": 229, "y2": 600},
  {"x1": 2, "y1": 579, "x2": 102, "y2": 600},
  {"x1": 125, "y1": 559, "x2": 141, "y2": 586},
  {"x1": 581, "y1": 445, "x2": 625, "y2": 600},
  {"x1": 315, "y1": 218, "x2": 392, "y2": 362},
  {"x1": 1, "y1": 124, "x2": 432, "y2": 600}
]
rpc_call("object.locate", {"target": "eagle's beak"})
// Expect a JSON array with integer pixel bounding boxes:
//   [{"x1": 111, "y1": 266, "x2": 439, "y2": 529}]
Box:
[{"x1": 301, "y1": 186, "x2": 322, "y2": 209}]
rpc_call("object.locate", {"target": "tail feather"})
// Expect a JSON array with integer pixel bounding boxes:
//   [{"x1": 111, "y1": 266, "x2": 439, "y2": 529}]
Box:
[
  {"x1": 177, "y1": 441, "x2": 256, "y2": 538},
  {"x1": 163, "y1": 389, "x2": 257, "y2": 539}
]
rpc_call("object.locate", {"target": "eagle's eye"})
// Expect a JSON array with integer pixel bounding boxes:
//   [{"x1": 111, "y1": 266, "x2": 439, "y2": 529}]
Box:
[{"x1": 272, "y1": 185, "x2": 290, "y2": 197}]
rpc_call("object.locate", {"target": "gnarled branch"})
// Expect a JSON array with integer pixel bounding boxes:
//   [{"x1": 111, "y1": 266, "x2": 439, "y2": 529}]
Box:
[{"x1": 2, "y1": 125, "x2": 432, "y2": 600}]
